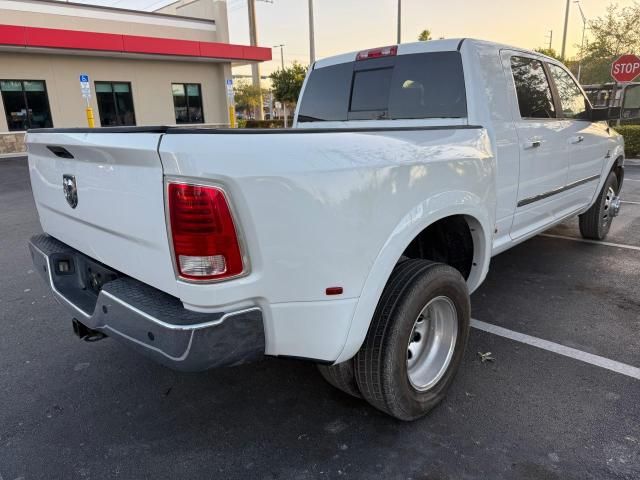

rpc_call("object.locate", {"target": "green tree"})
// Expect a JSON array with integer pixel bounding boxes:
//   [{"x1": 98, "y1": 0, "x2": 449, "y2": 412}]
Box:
[
  {"x1": 233, "y1": 81, "x2": 264, "y2": 119},
  {"x1": 418, "y1": 29, "x2": 432, "y2": 42},
  {"x1": 269, "y1": 62, "x2": 308, "y2": 107},
  {"x1": 534, "y1": 47, "x2": 562, "y2": 61},
  {"x1": 580, "y1": 2, "x2": 640, "y2": 84}
]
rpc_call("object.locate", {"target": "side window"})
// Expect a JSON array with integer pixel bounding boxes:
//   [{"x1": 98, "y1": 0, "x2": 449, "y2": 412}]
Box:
[
  {"x1": 510, "y1": 57, "x2": 556, "y2": 119},
  {"x1": 547, "y1": 64, "x2": 589, "y2": 119},
  {"x1": 622, "y1": 84, "x2": 640, "y2": 119},
  {"x1": 0, "y1": 80, "x2": 53, "y2": 131},
  {"x1": 95, "y1": 82, "x2": 136, "y2": 126},
  {"x1": 172, "y1": 83, "x2": 204, "y2": 124}
]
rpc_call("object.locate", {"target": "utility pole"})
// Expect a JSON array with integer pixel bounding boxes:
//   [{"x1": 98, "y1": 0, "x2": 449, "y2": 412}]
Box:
[
  {"x1": 273, "y1": 44, "x2": 287, "y2": 127},
  {"x1": 247, "y1": 0, "x2": 264, "y2": 120},
  {"x1": 574, "y1": 0, "x2": 587, "y2": 82},
  {"x1": 561, "y1": 0, "x2": 570, "y2": 60},
  {"x1": 545, "y1": 30, "x2": 553, "y2": 50},
  {"x1": 397, "y1": 0, "x2": 402, "y2": 44},
  {"x1": 308, "y1": 0, "x2": 316, "y2": 64}
]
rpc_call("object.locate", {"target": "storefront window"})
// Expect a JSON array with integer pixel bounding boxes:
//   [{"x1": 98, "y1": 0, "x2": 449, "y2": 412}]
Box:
[
  {"x1": 95, "y1": 82, "x2": 136, "y2": 126},
  {"x1": 0, "y1": 80, "x2": 53, "y2": 131},
  {"x1": 172, "y1": 83, "x2": 204, "y2": 124}
]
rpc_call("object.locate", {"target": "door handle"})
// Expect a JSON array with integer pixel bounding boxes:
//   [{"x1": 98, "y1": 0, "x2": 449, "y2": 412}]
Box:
[
  {"x1": 571, "y1": 135, "x2": 585, "y2": 144},
  {"x1": 524, "y1": 139, "x2": 542, "y2": 149}
]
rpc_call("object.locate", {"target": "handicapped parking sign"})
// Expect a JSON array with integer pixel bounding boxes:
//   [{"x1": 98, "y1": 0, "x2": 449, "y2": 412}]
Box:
[{"x1": 79, "y1": 73, "x2": 91, "y2": 99}]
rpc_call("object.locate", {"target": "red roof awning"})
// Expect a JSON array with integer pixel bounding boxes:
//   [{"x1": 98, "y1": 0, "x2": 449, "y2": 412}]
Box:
[{"x1": 0, "y1": 24, "x2": 271, "y2": 62}]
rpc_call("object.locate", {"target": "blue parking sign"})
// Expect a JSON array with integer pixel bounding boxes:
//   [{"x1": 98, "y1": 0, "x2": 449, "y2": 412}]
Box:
[{"x1": 80, "y1": 74, "x2": 89, "y2": 83}]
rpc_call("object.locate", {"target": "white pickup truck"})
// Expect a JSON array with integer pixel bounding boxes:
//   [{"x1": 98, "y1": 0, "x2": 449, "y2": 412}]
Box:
[{"x1": 27, "y1": 39, "x2": 624, "y2": 420}]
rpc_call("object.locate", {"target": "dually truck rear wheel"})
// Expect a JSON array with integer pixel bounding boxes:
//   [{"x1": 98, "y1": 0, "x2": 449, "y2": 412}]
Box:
[
  {"x1": 355, "y1": 259, "x2": 470, "y2": 421},
  {"x1": 317, "y1": 360, "x2": 361, "y2": 398}
]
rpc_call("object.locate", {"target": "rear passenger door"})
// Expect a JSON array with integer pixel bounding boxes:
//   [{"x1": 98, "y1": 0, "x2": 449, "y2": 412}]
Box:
[
  {"x1": 501, "y1": 52, "x2": 569, "y2": 239},
  {"x1": 546, "y1": 63, "x2": 610, "y2": 211}
]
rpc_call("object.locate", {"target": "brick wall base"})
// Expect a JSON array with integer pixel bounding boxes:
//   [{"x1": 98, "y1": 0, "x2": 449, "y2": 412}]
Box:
[{"x1": 0, "y1": 133, "x2": 26, "y2": 155}]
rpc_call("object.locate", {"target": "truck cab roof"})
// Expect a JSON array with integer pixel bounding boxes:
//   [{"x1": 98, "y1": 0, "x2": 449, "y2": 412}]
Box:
[{"x1": 314, "y1": 38, "x2": 560, "y2": 70}]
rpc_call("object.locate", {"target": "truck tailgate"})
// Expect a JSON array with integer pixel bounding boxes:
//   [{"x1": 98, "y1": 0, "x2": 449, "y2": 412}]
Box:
[{"x1": 27, "y1": 131, "x2": 178, "y2": 297}]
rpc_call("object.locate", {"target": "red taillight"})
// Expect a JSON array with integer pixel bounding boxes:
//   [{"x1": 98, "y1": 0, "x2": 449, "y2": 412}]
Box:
[
  {"x1": 168, "y1": 182, "x2": 244, "y2": 281},
  {"x1": 356, "y1": 45, "x2": 397, "y2": 61}
]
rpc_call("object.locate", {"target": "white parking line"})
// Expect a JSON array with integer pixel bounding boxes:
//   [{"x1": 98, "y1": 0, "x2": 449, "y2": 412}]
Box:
[
  {"x1": 539, "y1": 233, "x2": 640, "y2": 252},
  {"x1": 622, "y1": 200, "x2": 640, "y2": 205},
  {"x1": 471, "y1": 319, "x2": 640, "y2": 380},
  {"x1": 625, "y1": 178, "x2": 640, "y2": 182}
]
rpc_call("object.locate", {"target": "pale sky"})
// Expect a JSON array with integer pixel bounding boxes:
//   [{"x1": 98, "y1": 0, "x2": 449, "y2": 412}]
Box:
[{"x1": 64, "y1": 0, "x2": 637, "y2": 76}]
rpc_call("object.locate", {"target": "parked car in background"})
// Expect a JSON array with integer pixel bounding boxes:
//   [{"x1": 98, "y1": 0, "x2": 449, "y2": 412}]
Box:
[{"x1": 583, "y1": 82, "x2": 640, "y2": 123}]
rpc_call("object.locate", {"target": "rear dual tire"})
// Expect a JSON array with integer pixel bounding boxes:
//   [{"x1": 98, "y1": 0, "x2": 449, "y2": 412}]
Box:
[
  {"x1": 318, "y1": 259, "x2": 470, "y2": 421},
  {"x1": 317, "y1": 359, "x2": 361, "y2": 398}
]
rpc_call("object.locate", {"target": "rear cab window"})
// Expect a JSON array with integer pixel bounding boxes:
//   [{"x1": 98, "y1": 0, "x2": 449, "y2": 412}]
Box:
[{"x1": 297, "y1": 51, "x2": 467, "y2": 122}]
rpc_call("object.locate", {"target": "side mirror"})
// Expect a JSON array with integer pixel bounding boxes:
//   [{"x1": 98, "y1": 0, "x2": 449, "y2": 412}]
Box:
[{"x1": 589, "y1": 106, "x2": 620, "y2": 121}]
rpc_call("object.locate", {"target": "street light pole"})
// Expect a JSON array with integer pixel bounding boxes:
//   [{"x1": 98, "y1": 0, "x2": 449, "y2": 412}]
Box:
[
  {"x1": 273, "y1": 44, "x2": 287, "y2": 127},
  {"x1": 308, "y1": 0, "x2": 316, "y2": 64},
  {"x1": 247, "y1": 0, "x2": 264, "y2": 120},
  {"x1": 273, "y1": 44, "x2": 285, "y2": 71},
  {"x1": 561, "y1": 0, "x2": 570, "y2": 60},
  {"x1": 574, "y1": 0, "x2": 587, "y2": 82},
  {"x1": 397, "y1": 0, "x2": 402, "y2": 44}
]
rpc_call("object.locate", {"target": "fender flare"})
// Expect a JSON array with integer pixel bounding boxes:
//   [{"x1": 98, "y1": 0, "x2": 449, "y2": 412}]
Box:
[
  {"x1": 588, "y1": 145, "x2": 625, "y2": 208},
  {"x1": 334, "y1": 192, "x2": 493, "y2": 364}
]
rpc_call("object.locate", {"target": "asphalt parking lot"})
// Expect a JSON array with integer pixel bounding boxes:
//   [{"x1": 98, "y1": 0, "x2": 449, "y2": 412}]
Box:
[{"x1": 1, "y1": 156, "x2": 639, "y2": 480}]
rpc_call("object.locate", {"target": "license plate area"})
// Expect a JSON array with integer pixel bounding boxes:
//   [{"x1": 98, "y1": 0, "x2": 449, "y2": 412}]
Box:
[{"x1": 49, "y1": 252, "x2": 119, "y2": 315}]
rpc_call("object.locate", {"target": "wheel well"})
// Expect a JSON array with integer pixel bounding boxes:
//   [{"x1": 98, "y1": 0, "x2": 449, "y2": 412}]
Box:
[
  {"x1": 401, "y1": 215, "x2": 475, "y2": 280},
  {"x1": 613, "y1": 156, "x2": 624, "y2": 193}
]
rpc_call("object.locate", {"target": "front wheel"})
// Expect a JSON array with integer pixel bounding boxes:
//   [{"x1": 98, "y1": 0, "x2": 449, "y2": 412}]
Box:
[
  {"x1": 355, "y1": 260, "x2": 470, "y2": 421},
  {"x1": 579, "y1": 171, "x2": 619, "y2": 240}
]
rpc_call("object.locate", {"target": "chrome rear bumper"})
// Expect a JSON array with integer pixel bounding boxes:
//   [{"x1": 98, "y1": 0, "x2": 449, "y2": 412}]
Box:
[{"x1": 28, "y1": 234, "x2": 265, "y2": 372}]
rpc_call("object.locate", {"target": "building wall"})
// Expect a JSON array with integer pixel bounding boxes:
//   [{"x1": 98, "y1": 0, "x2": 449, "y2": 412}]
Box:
[
  {"x1": 156, "y1": 0, "x2": 229, "y2": 43},
  {"x1": 0, "y1": 52, "x2": 230, "y2": 132},
  {"x1": 0, "y1": 0, "x2": 218, "y2": 41},
  {"x1": 0, "y1": 131, "x2": 25, "y2": 154}
]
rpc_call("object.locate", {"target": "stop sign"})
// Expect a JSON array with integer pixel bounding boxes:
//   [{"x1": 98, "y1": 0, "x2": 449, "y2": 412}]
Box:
[{"x1": 611, "y1": 54, "x2": 640, "y2": 82}]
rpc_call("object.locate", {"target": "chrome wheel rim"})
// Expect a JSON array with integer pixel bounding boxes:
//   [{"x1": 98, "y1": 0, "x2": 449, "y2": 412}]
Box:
[
  {"x1": 407, "y1": 296, "x2": 458, "y2": 391},
  {"x1": 602, "y1": 186, "x2": 615, "y2": 227}
]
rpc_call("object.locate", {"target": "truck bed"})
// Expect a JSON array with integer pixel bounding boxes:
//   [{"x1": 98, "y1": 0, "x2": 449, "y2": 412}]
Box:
[{"x1": 27, "y1": 123, "x2": 493, "y2": 360}]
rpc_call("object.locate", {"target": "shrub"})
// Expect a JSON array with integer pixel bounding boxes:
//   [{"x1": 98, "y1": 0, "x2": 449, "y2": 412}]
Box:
[
  {"x1": 243, "y1": 119, "x2": 291, "y2": 129},
  {"x1": 615, "y1": 125, "x2": 640, "y2": 158}
]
